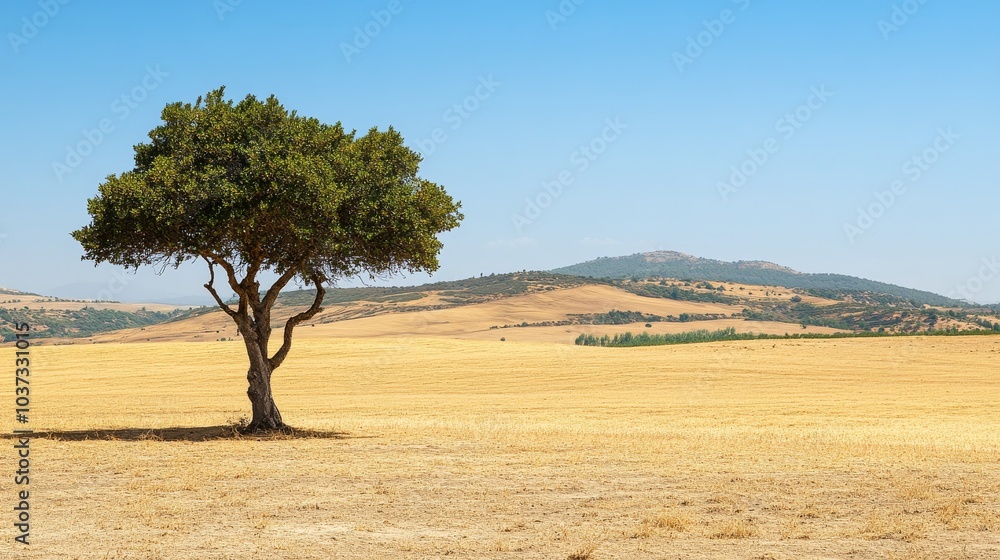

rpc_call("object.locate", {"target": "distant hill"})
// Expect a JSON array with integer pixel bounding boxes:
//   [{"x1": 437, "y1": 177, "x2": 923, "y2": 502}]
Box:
[
  {"x1": 552, "y1": 251, "x2": 964, "y2": 307},
  {"x1": 14, "y1": 264, "x2": 999, "y2": 344},
  {"x1": 46, "y1": 282, "x2": 215, "y2": 307},
  {"x1": 0, "y1": 290, "x2": 191, "y2": 343},
  {"x1": 80, "y1": 269, "x2": 1000, "y2": 345},
  {"x1": 0, "y1": 287, "x2": 37, "y2": 296},
  {"x1": 272, "y1": 270, "x2": 993, "y2": 336}
]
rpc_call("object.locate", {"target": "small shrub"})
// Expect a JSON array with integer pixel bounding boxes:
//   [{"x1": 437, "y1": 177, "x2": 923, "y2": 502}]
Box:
[
  {"x1": 650, "y1": 514, "x2": 692, "y2": 531},
  {"x1": 711, "y1": 519, "x2": 756, "y2": 539}
]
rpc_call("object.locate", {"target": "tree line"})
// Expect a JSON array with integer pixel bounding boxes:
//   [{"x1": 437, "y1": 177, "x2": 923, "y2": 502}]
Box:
[{"x1": 575, "y1": 327, "x2": 1000, "y2": 348}]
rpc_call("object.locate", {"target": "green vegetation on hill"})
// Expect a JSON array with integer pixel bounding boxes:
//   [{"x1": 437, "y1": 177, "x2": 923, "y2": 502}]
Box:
[
  {"x1": 552, "y1": 253, "x2": 963, "y2": 307},
  {"x1": 567, "y1": 309, "x2": 730, "y2": 325},
  {"x1": 279, "y1": 286, "x2": 428, "y2": 306},
  {"x1": 0, "y1": 306, "x2": 189, "y2": 342},
  {"x1": 575, "y1": 327, "x2": 1000, "y2": 348},
  {"x1": 622, "y1": 282, "x2": 737, "y2": 304},
  {"x1": 279, "y1": 272, "x2": 592, "y2": 308}
]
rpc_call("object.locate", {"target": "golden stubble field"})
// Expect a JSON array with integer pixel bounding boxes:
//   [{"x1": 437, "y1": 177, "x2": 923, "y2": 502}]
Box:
[{"x1": 5, "y1": 335, "x2": 1000, "y2": 559}]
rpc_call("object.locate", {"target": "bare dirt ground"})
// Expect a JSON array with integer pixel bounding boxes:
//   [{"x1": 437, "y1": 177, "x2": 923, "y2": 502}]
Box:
[{"x1": 6, "y1": 336, "x2": 999, "y2": 559}]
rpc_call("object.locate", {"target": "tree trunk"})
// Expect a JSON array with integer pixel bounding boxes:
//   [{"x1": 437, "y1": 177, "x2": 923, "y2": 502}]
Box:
[
  {"x1": 241, "y1": 332, "x2": 285, "y2": 432},
  {"x1": 246, "y1": 362, "x2": 283, "y2": 431}
]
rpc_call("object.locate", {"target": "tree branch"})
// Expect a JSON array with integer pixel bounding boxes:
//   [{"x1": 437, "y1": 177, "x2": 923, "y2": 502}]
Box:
[
  {"x1": 203, "y1": 251, "x2": 246, "y2": 297},
  {"x1": 203, "y1": 257, "x2": 238, "y2": 319},
  {"x1": 261, "y1": 266, "x2": 299, "y2": 310},
  {"x1": 244, "y1": 254, "x2": 265, "y2": 310},
  {"x1": 202, "y1": 251, "x2": 249, "y2": 316},
  {"x1": 269, "y1": 274, "x2": 325, "y2": 370}
]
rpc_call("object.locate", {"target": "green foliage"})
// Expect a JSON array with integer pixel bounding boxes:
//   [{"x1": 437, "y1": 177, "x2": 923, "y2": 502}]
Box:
[
  {"x1": 972, "y1": 317, "x2": 999, "y2": 331},
  {"x1": 588, "y1": 309, "x2": 661, "y2": 325},
  {"x1": 623, "y1": 282, "x2": 736, "y2": 304},
  {"x1": 575, "y1": 327, "x2": 1000, "y2": 348},
  {"x1": 72, "y1": 86, "x2": 463, "y2": 284}
]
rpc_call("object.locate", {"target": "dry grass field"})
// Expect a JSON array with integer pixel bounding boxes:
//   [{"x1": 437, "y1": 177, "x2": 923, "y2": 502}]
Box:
[{"x1": 6, "y1": 334, "x2": 999, "y2": 559}]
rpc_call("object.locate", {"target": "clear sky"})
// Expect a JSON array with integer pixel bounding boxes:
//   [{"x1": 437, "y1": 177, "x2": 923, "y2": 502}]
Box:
[{"x1": 1, "y1": 0, "x2": 997, "y2": 304}]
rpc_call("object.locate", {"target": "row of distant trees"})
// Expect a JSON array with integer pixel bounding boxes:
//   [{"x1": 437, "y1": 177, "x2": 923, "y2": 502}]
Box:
[{"x1": 575, "y1": 326, "x2": 1000, "y2": 348}]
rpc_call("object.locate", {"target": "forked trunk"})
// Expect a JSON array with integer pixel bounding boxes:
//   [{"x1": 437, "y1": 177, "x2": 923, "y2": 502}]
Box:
[{"x1": 200, "y1": 257, "x2": 326, "y2": 433}]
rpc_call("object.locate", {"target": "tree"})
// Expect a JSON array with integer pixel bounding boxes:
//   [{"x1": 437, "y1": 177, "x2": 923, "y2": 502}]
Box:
[{"x1": 72, "y1": 87, "x2": 463, "y2": 431}]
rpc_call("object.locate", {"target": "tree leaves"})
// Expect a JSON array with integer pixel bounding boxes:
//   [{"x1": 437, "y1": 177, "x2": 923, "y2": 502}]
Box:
[{"x1": 73, "y1": 86, "x2": 463, "y2": 284}]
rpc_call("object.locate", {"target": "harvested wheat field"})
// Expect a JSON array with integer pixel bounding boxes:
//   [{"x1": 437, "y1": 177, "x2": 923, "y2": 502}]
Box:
[{"x1": 8, "y1": 335, "x2": 1000, "y2": 559}]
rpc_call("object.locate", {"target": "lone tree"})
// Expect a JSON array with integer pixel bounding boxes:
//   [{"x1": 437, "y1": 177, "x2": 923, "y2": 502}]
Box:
[{"x1": 72, "y1": 87, "x2": 463, "y2": 432}]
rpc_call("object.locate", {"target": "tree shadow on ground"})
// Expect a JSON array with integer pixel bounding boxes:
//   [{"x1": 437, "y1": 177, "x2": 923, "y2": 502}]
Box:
[{"x1": 6, "y1": 426, "x2": 365, "y2": 442}]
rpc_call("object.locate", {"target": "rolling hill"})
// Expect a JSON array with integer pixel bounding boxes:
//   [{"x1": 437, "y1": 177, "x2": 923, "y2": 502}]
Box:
[
  {"x1": 552, "y1": 251, "x2": 965, "y2": 307},
  {"x1": 8, "y1": 251, "x2": 1000, "y2": 345},
  {"x1": 0, "y1": 289, "x2": 191, "y2": 342},
  {"x1": 39, "y1": 270, "x2": 1000, "y2": 346}
]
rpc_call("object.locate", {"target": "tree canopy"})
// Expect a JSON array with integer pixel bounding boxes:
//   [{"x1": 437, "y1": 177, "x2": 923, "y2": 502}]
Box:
[{"x1": 73, "y1": 87, "x2": 462, "y2": 282}]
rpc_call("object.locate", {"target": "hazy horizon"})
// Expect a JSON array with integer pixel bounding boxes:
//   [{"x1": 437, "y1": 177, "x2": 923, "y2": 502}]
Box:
[{"x1": 2, "y1": 1, "x2": 998, "y2": 304}]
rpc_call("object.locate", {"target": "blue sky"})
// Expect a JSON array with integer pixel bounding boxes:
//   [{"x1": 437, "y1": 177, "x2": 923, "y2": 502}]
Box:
[{"x1": 1, "y1": 0, "x2": 998, "y2": 304}]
